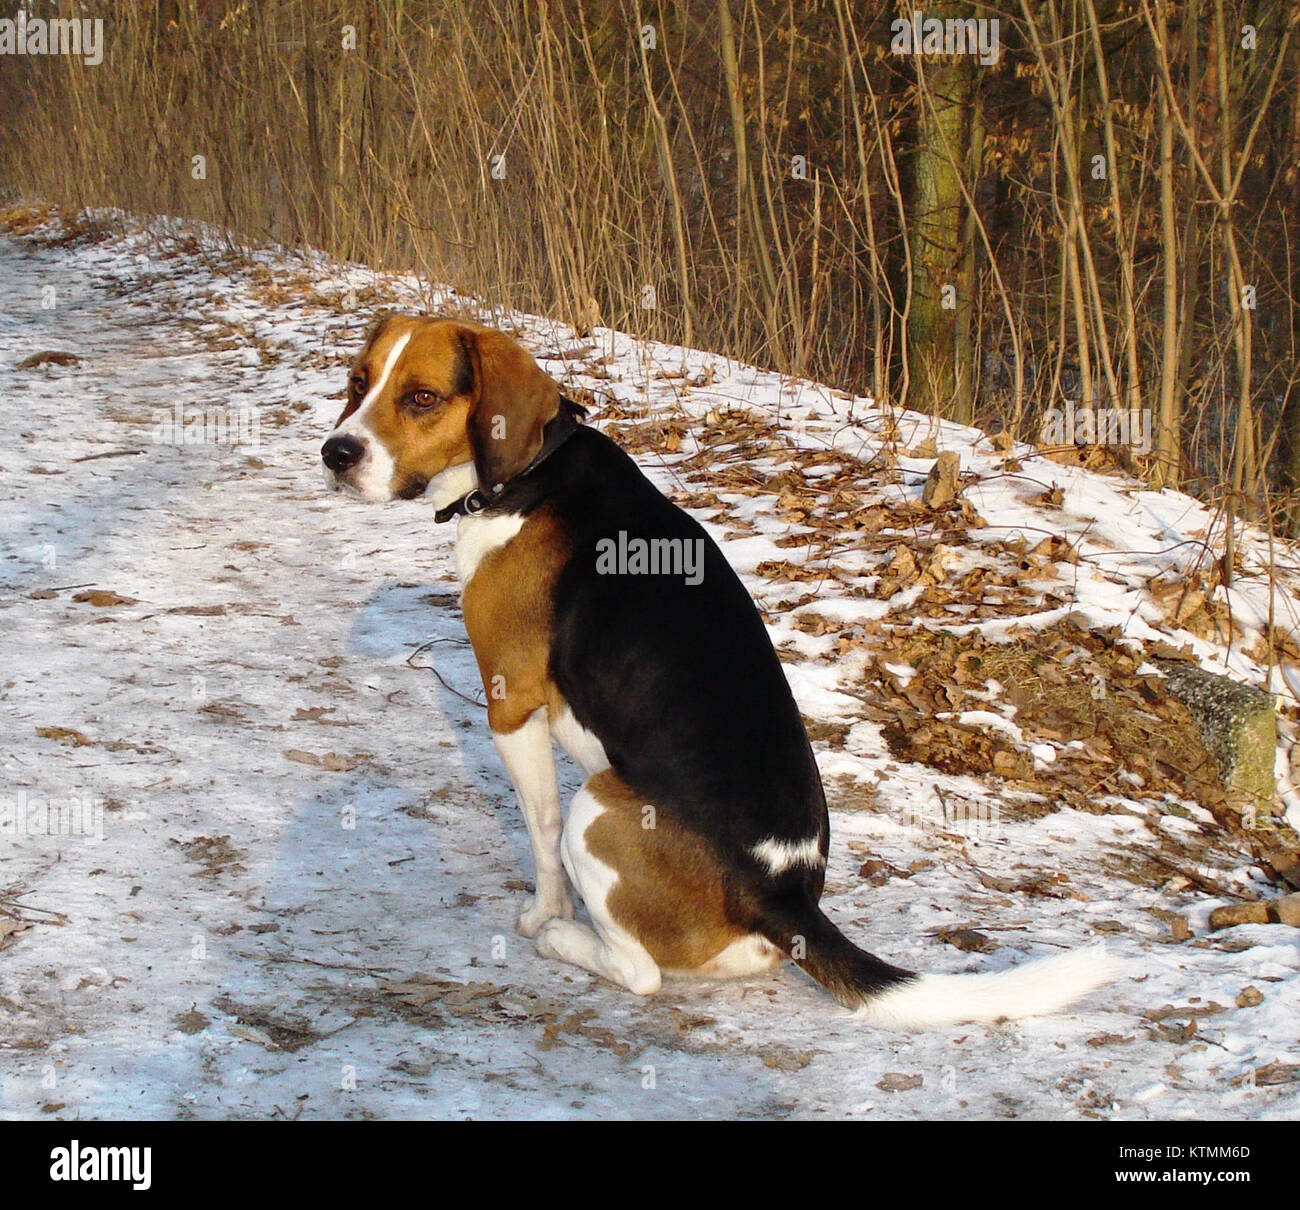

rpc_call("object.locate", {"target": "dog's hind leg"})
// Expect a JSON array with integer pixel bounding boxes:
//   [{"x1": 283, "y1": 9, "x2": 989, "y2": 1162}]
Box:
[
  {"x1": 535, "y1": 769, "x2": 760, "y2": 996},
  {"x1": 534, "y1": 775, "x2": 662, "y2": 995}
]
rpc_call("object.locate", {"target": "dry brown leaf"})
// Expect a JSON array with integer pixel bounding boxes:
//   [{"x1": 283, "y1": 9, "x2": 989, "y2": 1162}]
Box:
[
  {"x1": 35, "y1": 725, "x2": 92, "y2": 745},
  {"x1": 72, "y1": 590, "x2": 139, "y2": 607},
  {"x1": 282, "y1": 749, "x2": 357, "y2": 771},
  {"x1": 877, "y1": 1072, "x2": 924, "y2": 1092}
]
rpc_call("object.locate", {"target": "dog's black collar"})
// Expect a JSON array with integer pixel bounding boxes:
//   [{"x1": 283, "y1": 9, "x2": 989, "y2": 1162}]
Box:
[
  {"x1": 434, "y1": 397, "x2": 586, "y2": 524},
  {"x1": 434, "y1": 488, "x2": 489, "y2": 523}
]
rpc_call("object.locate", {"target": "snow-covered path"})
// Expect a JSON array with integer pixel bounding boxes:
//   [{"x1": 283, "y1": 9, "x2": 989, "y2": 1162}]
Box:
[{"x1": 0, "y1": 224, "x2": 1296, "y2": 1120}]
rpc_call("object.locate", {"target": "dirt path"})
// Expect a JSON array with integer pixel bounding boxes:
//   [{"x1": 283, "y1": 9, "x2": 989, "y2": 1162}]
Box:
[{"x1": 0, "y1": 228, "x2": 1293, "y2": 1120}]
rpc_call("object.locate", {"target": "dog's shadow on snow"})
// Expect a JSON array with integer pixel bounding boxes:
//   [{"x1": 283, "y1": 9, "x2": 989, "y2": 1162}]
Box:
[
  {"x1": 268, "y1": 578, "x2": 587, "y2": 974},
  {"x1": 258, "y1": 578, "x2": 806, "y2": 1116}
]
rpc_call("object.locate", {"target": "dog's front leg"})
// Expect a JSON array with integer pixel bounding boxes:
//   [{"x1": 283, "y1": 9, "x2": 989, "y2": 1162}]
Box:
[{"x1": 491, "y1": 707, "x2": 574, "y2": 936}]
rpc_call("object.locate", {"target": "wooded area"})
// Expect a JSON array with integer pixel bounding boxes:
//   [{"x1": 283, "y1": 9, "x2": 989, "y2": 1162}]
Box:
[{"x1": 2, "y1": 0, "x2": 1298, "y2": 534}]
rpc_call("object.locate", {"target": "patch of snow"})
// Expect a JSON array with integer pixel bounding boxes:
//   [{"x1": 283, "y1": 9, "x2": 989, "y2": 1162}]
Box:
[{"x1": 0, "y1": 211, "x2": 1296, "y2": 1121}]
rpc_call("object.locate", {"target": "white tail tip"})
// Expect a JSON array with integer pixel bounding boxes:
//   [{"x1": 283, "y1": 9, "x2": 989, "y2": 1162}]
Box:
[{"x1": 855, "y1": 945, "x2": 1123, "y2": 1030}]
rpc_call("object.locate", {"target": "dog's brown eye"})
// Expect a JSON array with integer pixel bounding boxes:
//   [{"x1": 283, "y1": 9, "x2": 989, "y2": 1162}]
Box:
[
  {"x1": 350, "y1": 376, "x2": 367, "y2": 399},
  {"x1": 411, "y1": 390, "x2": 440, "y2": 409}
]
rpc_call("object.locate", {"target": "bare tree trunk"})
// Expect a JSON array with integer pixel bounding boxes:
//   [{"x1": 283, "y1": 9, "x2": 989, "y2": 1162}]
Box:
[
  {"x1": 1086, "y1": 0, "x2": 1143, "y2": 425},
  {"x1": 1273, "y1": 0, "x2": 1300, "y2": 531},
  {"x1": 303, "y1": 6, "x2": 329, "y2": 251},
  {"x1": 718, "y1": 0, "x2": 779, "y2": 351},
  {"x1": 1155, "y1": 0, "x2": 1182, "y2": 487},
  {"x1": 908, "y1": 2, "x2": 974, "y2": 418},
  {"x1": 954, "y1": 75, "x2": 984, "y2": 425},
  {"x1": 637, "y1": 1, "x2": 695, "y2": 347}
]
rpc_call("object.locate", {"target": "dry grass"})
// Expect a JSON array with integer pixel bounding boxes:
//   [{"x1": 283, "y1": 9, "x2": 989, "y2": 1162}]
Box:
[{"x1": 3, "y1": 2, "x2": 1300, "y2": 528}]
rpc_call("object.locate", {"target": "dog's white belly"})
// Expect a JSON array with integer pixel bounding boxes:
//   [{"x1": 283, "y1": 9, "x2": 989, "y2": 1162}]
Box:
[{"x1": 550, "y1": 704, "x2": 610, "y2": 776}]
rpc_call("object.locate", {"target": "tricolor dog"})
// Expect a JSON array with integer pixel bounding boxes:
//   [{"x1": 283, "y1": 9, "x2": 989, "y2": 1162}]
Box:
[{"x1": 322, "y1": 315, "x2": 1117, "y2": 1028}]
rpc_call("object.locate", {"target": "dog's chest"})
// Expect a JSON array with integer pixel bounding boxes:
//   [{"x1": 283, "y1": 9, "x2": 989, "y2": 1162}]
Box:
[
  {"x1": 456, "y1": 507, "x2": 573, "y2": 732},
  {"x1": 455, "y1": 513, "x2": 527, "y2": 587}
]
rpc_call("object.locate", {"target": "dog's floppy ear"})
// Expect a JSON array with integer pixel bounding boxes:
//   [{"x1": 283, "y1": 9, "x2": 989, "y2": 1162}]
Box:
[{"x1": 464, "y1": 326, "x2": 560, "y2": 497}]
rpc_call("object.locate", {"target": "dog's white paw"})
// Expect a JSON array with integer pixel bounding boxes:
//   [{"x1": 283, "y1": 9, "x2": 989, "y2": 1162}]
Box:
[
  {"x1": 534, "y1": 917, "x2": 571, "y2": 961},
  {"x1": 517, "y1": 891, "x2": 573, "y2": 938}
]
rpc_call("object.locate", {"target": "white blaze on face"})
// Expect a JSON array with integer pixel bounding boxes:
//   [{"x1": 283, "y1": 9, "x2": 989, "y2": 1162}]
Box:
[{"x1": 327, "y1": 330, "x2": 412, "y2": 500}]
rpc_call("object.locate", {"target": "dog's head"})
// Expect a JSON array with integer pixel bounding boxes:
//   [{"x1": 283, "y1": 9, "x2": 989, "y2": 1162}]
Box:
[{"x1": 321, "y1": 316, "x2": 561, "y2": 505}]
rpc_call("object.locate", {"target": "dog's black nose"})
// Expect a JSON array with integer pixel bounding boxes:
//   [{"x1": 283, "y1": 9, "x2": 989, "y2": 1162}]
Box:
[{"x1": 321, "y1": 434, "x2": 365, "y2": 474}]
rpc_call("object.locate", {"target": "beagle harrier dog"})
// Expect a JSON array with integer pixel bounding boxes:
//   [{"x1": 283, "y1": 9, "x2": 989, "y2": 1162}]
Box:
[{"x1": 321, "y1": 315, "x2": 1116, "y2": 1028}]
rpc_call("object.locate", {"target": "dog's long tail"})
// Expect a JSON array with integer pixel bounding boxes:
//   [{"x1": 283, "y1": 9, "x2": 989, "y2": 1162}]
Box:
[{"x1": 754, "y1": 891, "x2": 1119, "y2": 1030}]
